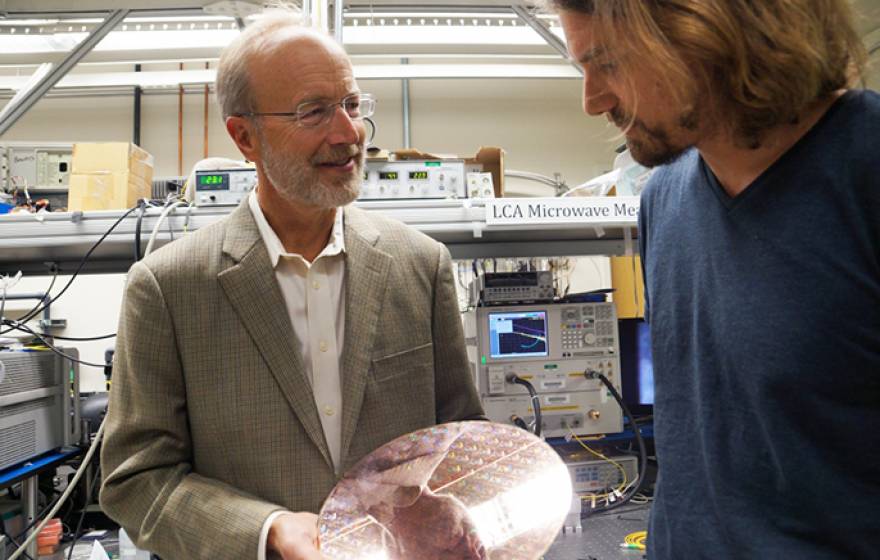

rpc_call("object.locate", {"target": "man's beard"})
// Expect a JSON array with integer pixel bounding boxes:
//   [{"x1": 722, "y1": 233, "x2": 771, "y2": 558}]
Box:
[
  {"x1": 260, "y1": 135, "x2": 364, "y2": 208},
  {"x1": 610, "y1": 106, "x2": 699, "y2": 168}
]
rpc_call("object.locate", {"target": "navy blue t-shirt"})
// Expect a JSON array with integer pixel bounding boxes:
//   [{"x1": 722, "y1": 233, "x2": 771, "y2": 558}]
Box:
[{"x1": 638, "y1": 89, "x2": 880, "y2": 559}]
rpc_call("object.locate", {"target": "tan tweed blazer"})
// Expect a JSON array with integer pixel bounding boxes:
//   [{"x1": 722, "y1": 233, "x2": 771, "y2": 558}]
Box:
[{"x1": 99, "y1": 202, "x2": 484, "y2": 559}]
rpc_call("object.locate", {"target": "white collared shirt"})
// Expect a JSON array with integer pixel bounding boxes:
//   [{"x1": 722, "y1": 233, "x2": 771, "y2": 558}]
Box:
[
  {"x1": 248, "y1": 190, "x2": 346, "y2": 468},
  {"x1": 249, "y1": 190, "x2": 347, "y2": 560}
]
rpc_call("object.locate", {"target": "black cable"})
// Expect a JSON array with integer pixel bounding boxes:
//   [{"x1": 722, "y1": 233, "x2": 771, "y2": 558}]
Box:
[
  {"x1": 1, "y1": 319, "x2": 115, "y2": 341},
  {"x1": 134, "y1": 198, "x2": 146, "y2": 262},
  {"x1": 0, "y1": 267, "x2": 57, "y2": 337},
  {"x1": 2, "y1": 517, "x2": 36, "y2": 560},
  {"x1": 66, "y1": 468, "x2": 102, "y2": 560},
  {"x1": 581, "y1": 369, "x2": 648, "y2": 516},
  {"x1": 507, "y1": 374, "x2": 542, "y2": 437},
  {"x1": 30, "y1": 332, "x2": 116, "y2": 342},
  {"x1": 8, "y1": 322, "x2": 110, "y2": 368},
  {"x1": 9, "y1": 448, "x2": 101, "y2": 547},
  {"x1": 1, "y1": 487, "x2": 52, "y2": 560},
  {"x1": 1, "y1": 204, "x2": 141, "y2": 334},
  {"x1": 1, "y1": 530, "x2": 36, "y2": 560},
  {"x1": 9, "y1": 491, "x2": 64, "y2": 544},
  {"x1": 510, "y1": 415, "x2": 529, "y2": 431}
]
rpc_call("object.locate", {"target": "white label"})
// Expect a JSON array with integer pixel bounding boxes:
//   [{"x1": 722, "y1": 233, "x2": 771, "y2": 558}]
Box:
[
  {"x1": 543, "y1": 394, "x2": 571, "y2": 405},
  {"x1": 541, "y1": 379, "x2": 566, "y2": 390},
  {"x1": 485, "y1": 197, "x2": 640, "y2": 226}
]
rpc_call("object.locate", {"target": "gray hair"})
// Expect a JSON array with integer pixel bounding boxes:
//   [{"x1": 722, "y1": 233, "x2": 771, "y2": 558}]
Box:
[{"x1": 215, "y1": 10, "x2": 306, "y2": 119}]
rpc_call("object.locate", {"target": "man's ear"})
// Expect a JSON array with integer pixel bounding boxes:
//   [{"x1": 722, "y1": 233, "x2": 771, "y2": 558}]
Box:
[{"x1": 226, "y1": 116, "x2": 260, "y2": 163}]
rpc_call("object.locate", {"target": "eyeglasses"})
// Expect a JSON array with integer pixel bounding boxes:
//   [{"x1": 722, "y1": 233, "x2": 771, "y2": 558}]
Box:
[{"x1": 235, "y1": 93, "x2": 376, "y2": 128}]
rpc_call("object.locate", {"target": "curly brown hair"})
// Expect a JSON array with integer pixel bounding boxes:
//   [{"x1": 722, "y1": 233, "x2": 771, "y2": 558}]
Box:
[{"x1": 544, "y1": 0, "x2": 867, "y2": 146}]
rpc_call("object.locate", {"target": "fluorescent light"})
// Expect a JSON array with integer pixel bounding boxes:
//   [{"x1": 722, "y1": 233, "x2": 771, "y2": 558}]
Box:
[
  {"x1": 0, "y1": 63, "x2": 578, "y2": 91},
  {"x1": 0, "y1": 21, "x2": 566, "y2": 55}
]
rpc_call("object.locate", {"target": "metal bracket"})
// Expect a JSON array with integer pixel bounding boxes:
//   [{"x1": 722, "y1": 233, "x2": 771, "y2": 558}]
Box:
[
  {"x1": 623, "y1": 225, "x2": 634, "y2": 257},
  {"x1": 38, "y1": 318, "x2": 68, "y2": 330},
  {"x1": 0, "y1": 9, "x2": 130, "y2": 137},
  {"x1": 510, "y1": 5, "x2": 583, "y2": 75}
]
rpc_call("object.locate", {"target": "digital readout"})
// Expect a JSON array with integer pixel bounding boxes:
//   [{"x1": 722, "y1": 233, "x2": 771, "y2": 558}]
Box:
[
  {"x1": 409, "y1": 171, "x2": 429, "y2": 180},
  {"x1": 199, "y1": 174, "x2": 225, "y2": 185},
  {"x1": 197, "y1": 173, "x2": 229, "y2": 191},
  {"x1": 379, "y1": 171, "x2": 399, "y2": 180}
]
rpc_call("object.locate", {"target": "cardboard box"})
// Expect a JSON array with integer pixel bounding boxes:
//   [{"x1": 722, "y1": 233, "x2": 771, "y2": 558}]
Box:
[
  {"x1": 469, "y1": 146, "x2": 504, "y2": 198},
  {"x1": 72, "y1": 142, "x2": 154, "y2": 180},
  {"x1": 610, "y1": 255, "x2": 645, "y2": 319},
  {"x1": 67, "y1": 171, "x2": 151, "y2": 211}
]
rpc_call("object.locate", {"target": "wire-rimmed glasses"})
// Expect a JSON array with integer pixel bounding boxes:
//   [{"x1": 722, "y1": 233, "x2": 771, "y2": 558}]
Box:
[{"x1": 235, "y1": 93, "x2": 376, "y2": 128}]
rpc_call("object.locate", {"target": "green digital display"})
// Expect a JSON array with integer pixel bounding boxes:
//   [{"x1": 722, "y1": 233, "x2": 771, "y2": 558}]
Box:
[
  {"x1": 379, "y1": 171, "x2": 399, "y2": 180},
  {"x1": 409, "y1": 171, "x2": 429, "y2": 180},
  {"x1": 199, "y1": 174, "x2": 224, "y2": 185},
  {"x1": 197, "y1": 173, "x2": 228, "y2": 191}
]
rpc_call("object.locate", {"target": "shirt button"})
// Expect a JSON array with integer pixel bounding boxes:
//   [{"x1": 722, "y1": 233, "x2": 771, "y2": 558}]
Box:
[
  {"x1": 324, "y1": 405, "x2": 335, "y2": 416},
  {"x1": 319, "y1": 340, "x2": 328, "y2": 352}
]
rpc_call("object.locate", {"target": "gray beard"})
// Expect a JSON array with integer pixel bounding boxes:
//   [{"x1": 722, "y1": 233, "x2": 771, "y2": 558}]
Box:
[{"x1": 261, "y1": 138, "x2": 363, "y2": 209}]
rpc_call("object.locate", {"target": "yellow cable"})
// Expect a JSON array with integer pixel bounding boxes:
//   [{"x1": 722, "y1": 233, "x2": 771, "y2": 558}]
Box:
[
  {"x1": 569, "y1": 429, "x2": 629, "y2": 493},
  {"x1": 624, "y1": 530, "x2": 647, "y2": 550}
]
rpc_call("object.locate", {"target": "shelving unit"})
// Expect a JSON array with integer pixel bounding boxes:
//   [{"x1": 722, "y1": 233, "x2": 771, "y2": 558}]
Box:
[{"x1": 0, "y1": 198, "x2": 638, "y2": 275}]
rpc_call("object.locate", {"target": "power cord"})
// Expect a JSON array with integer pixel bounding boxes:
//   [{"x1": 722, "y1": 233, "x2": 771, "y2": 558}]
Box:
[
  {"x1": 507, "y1": 374, "x2": 542, "y2": 437},
  {"x1": 509, "y1": 415, "x2": 529, "y2": 431},
  {"x1": 0, "y1": 267, "x2": 58, "y2": 335},
  {"x1": 1, "y1": 317, "x2": 115, "y2": 341},
  {"x1": 581, "y1": 369, "x2": 648, "y2": 515},
  {"x1": 0, "y1": 204, "x2": 141, "y2": 335},
  {"x1": 569, "y1": 430, "x2": 632, "y2": 508},
  {"x1": 143, "y1": 199, "x2": 189, "y2": 258},
  {"x1": 133, "y1": 199, "x2": 147, "y2": 262},
  {"x1": 6, "y1": 420, "x2": 105, "y2": 560},
  {"x1": 3, "y1": 323, "x2": 111, "y2": 368},
  {"x1": 6, "y1": 490, "x2": 66, "y2": 550},
  {"x1": 66, "y1": 467, "x2": 102, "y2": 560},
  {"x1": 1, "y1": 521, "x2": 35, "y2": 560},
  {"x1": 4, "y1": 458, "x2": 95, "y2": 557}
]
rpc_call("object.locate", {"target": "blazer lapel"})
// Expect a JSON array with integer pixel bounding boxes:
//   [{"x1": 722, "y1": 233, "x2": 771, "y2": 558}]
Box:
[
  {"x1": 339, "y1": 207, "x2": 392, "y2": 467},
  {"x1": 217, "y1": 202, "x2": 333, "y2": 469}
]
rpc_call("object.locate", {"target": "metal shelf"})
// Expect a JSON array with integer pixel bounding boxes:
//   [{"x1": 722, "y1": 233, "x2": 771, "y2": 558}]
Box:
[{"x1": 0, "y1": 198, "x2": 639, "y2": 275}]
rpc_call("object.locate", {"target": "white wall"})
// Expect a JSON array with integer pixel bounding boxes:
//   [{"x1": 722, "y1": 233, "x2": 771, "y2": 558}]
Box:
[
  {"x1": 2, "y1": 75, "x2": 619, "y2": 391},
  {"x1": 0, "y1": 77, "x2": 618, "y2": 184}
]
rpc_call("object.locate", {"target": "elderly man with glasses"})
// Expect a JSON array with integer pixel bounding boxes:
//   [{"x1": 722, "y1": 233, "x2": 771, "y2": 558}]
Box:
[{"x1": 100, "y1": 13, "x2": 484, "y2": 560}]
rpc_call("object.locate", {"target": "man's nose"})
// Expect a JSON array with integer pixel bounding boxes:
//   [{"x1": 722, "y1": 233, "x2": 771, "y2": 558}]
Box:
[
  {"x1": 583, "y1": 73, "x2": 617, "y2": 116},
  {"x1": 325, "y1": 106, "x2": 363, "y2": 145}
]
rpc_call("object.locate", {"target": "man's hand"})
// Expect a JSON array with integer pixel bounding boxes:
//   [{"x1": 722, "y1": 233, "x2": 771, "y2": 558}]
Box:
[
  {"x1": 388, "y1": 490, "x2": 486, "y2": 560},
  {"x1": 267, "y1": 512, "x2": 326, "y2": 560}
]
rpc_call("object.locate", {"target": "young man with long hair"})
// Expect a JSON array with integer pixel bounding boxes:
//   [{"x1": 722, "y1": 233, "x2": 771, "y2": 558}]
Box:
[{"x1": 546, "y1": 1, "x2": 878, "y2": 557}]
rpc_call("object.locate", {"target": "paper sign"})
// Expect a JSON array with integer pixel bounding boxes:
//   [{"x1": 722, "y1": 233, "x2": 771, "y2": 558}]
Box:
[{"x1": 485, "y1": 197, "x2": 640, "y2": 226}]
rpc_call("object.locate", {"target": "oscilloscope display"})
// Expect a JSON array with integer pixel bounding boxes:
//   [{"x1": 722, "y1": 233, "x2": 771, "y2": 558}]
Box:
[{"x1": 488, "y1": 311, "x2": 549, "y2": 358}]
